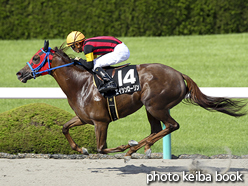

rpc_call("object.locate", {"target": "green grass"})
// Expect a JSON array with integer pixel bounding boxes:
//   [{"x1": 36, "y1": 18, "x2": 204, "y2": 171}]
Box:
[{"x1": 0, "y1": 34, "x2": 248, "y2": 156}]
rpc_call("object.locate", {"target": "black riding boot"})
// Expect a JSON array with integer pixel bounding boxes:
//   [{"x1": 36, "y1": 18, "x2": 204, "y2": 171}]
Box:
[{"x1": 94, "y1": 67, "x2": 117, "y2": 93}]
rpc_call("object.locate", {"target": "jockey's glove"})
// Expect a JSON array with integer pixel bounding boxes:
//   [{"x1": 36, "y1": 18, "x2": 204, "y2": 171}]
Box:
[{"x1": 70, "y1": 57, "x2": 93, "y2": 70}]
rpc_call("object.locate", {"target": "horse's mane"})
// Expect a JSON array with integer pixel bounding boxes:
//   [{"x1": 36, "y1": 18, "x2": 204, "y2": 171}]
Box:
[
  {"x1": 53, "y1": 44, "x2": 71, "y2": 63},
  {"x1": 53, "y1": 43, "x2": 87, "y2": 71}
]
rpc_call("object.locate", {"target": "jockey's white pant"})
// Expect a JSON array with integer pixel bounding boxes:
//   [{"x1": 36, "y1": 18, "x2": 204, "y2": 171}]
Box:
[{"x1": 93, "y1": 42, "x2": 130, "y2": 71}]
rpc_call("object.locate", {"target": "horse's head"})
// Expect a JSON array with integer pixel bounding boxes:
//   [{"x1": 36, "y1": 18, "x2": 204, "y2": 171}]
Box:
[{"x1": 16, "y1": 40, "x2": 55, "y2": 83}]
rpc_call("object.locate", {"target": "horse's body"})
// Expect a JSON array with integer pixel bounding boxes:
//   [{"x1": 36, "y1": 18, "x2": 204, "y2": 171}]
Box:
[{"x1": 16, "y1": 42, "x2": 246, "y2": 159}]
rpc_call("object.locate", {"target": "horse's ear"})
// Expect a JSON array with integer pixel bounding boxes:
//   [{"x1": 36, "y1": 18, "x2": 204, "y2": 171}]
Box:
[{"x1": 44, "y1": 40, "x2": 49, "y2": 52}]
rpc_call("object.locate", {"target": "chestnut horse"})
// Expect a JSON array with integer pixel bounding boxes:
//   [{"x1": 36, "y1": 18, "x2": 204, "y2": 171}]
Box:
[{"x1": 16, "y1": 41, "x2": 246, "y2": 160}]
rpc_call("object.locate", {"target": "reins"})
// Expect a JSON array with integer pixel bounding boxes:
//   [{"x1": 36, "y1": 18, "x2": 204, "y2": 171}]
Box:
[{"x1": 27, "y1": 47, "x2": 74, "y2": 79}]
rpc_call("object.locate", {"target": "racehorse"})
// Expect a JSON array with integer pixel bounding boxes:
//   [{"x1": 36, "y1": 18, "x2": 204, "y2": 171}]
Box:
[{"x1": 16, "y1": 40, "x2": 246, "y2": 160}]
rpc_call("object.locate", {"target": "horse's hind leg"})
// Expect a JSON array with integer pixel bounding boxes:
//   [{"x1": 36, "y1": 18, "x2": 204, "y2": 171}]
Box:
[
  {"x1": 144, "y1": 110, "x2": 180, "y2": 155},
  {"x1": 62, "y1": 116, "x2": 88, "y2": 154},
  {"x1": 144, "y1": 109, "x2": 163, "y2": 154},
  {"x1": 125, "y1": 109, "x2": 179, "y2": 157},
  {"x1": 123, "y1": 110, "x2": 162, "y2": 156}
]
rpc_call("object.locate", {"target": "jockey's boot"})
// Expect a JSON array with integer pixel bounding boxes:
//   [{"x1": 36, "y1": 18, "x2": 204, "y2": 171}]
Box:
[{"x1": 94, "y1": 67, "x2": 117, "y2": 93}]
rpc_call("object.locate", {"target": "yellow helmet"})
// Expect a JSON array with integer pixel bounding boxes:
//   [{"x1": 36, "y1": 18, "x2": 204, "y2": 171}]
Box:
[{"x1": 66, "y1": 31, "x2": 85, "y2": 46}]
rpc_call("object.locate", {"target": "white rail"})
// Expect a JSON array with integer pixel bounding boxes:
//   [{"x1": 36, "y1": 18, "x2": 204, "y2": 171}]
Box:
[{"x1": 0, "y1": 87, "x2": 248, "y2": 99}]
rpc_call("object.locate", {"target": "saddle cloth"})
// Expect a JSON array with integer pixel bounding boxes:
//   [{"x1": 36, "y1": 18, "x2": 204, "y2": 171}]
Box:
[
  {"x1": 93, "y1": 64, "x2": 141, "y2": 121},
  {"x1": 93, "y1": 64, "x2": 141, "y2": 96}
]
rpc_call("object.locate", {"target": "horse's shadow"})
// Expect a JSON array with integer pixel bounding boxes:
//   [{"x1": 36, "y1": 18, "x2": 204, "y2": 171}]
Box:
[
  {"x1": 88, "y1": 164, "x2": 187, "y2": 175},
  {"x1": 88, "y1": 164, "x2": 248, "y2": 175}
]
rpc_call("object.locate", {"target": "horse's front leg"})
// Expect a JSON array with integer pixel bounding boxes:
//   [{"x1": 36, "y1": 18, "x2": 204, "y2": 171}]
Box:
[
  {"x1": 62, "y1": 116, "x2": 88, "y2": 154},
  {"x1": 94, "y1": 121, "x2": 134, "y2": 154}
]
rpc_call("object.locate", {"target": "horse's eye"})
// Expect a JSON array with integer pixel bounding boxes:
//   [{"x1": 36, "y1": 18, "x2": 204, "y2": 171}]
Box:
[{"x1": 33, "y1": 55, "x2": 40, "y2": 64}]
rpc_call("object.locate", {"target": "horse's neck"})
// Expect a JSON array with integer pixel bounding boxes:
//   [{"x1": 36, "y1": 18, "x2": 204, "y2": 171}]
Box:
[{"x1": 53, "y1": 65, "x2": 92, "y2": 99}]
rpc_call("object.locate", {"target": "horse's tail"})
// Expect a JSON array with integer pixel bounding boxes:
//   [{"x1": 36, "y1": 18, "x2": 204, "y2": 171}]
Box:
[{"x1": 181, "y1": 74, "x2": 247, "y2": 117}]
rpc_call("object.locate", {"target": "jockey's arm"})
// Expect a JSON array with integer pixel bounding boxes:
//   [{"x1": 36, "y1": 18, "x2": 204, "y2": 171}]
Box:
[
  {"x1": 85, "y1": 52, "x2": 96, "y2": 63},
  {"x1": 72, "y1": 56, "x2": 94, "y2": 70},
  {"x1": 71, "y1": 44, "x2": 97, "y2": 70},
  {"x1": 77, "y1": 45, "x2": 97, "y2": 70}
]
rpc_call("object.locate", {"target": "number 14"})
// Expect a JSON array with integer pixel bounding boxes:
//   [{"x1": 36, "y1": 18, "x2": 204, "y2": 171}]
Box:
[{"x1": 118, "y1": 69, "x2": 136, "y2": 86}]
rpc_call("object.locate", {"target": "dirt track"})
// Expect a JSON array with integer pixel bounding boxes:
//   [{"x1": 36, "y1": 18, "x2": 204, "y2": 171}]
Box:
[{"x1": 0, "y1": 158, "x2": 247, "y2": 186}]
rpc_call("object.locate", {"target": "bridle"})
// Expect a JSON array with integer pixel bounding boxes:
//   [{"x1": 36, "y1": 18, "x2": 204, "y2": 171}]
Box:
[{"x1": 26, "y1": 47, "x2": 74, "y2": 79}]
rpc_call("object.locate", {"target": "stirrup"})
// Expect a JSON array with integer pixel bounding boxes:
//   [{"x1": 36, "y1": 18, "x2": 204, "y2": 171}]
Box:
[{"x1": 98, "y1": 82, "x2": 117, "y2": 93}]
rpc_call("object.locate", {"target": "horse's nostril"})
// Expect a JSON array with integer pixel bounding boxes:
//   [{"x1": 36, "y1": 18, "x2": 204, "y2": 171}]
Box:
[{"x1": 16, "y1": 72, "x2": 22, "y2": 77}]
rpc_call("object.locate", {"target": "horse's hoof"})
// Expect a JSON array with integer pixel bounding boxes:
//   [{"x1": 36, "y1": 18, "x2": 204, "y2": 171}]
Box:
[
  {"x1": 128, "y1": 140, "x2": 138, "y2": 147},
  {"x1": 145, "y1": 149, "x2": 152, "y2": 159},
  {"x1": 82, "y1": 147, "x2": 89, "y2": 155},
  {"x1": 124, "y1": 156, "x2": 131, "y2": 163}
]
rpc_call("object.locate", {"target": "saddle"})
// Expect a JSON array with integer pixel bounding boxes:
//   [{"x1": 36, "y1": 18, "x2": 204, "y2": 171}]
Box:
[{"x1": 102, "y1": 63, "x2": 130, "y2": 77}]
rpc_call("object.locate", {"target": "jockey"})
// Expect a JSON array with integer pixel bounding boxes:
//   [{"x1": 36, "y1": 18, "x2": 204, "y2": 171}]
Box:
[{"x1": 66, "y1": 31, "x2": 130, "y2": 93}]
